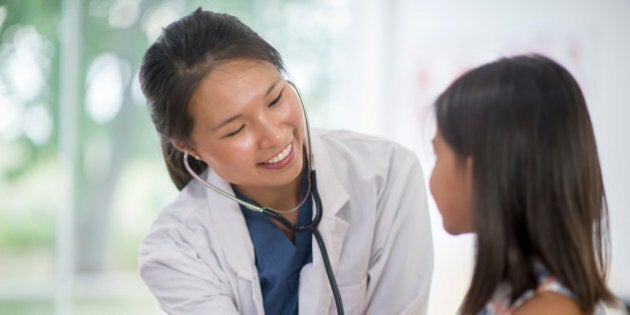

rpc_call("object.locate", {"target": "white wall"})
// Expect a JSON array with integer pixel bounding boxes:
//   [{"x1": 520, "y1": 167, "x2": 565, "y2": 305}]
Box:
[{"x1": 317, "y1": 0, "x2": 630, "y2": 313}]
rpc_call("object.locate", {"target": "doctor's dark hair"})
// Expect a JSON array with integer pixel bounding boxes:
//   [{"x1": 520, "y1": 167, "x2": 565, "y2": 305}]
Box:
[
  {"x1": 435, "y1": 55, "x2": 615, "y2": 314},
  {"x1": 139, "y1": 8, "x2": 286, "y2": 190}
]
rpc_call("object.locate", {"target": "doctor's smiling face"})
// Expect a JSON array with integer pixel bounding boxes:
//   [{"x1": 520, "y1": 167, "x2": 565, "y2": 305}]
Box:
[
  {"x1": 429, "y1": 130, "x2": 474, "y2": 235},
  {"x1": 174, "y1": 59, "x2": 306, "y2": 198}
]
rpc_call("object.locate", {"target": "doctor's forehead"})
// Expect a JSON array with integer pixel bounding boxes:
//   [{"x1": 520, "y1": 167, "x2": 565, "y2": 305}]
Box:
[
  {"x1": 205, "y1": 60, "x2": 282, "y2": 89},
  {"x1": 192, "y1": 60, "x2": 282, "y2": 107}
]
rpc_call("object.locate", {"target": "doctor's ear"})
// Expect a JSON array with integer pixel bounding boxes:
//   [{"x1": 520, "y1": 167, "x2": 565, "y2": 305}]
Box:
[{"x1": 170, "y1": 139, "x2": 202, "y2": 160}]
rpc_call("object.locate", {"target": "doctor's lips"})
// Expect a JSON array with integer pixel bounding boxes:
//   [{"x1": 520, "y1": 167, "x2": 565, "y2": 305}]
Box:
[{"x1": 259, "y1": 142, "x2": 295, "y2": 169}]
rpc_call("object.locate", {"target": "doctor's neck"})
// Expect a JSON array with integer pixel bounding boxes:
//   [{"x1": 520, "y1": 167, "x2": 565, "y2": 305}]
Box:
[{"x1": 232, "y1": 170, "x2": 305, "y2": 214}]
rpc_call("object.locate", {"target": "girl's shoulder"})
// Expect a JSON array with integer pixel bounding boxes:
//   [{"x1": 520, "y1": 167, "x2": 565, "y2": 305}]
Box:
[
  {"x1": 481, "y1": 262, "x2": 597, "y2": 315},
  {"x1": 511, "y1": 291, "x2": 581, "y2": 315}
]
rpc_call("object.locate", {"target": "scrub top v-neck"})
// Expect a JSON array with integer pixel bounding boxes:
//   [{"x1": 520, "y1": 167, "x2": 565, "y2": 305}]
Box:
[{"x1": 235, "y1": 175, "x2": 313, "y2": 315}]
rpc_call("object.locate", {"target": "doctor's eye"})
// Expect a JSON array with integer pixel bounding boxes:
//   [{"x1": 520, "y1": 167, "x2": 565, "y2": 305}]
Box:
[
  {"x1": 224, "y1": 125, "x2": 245, "y2": 138},
  {"x1": 269, "y1": 89, "x2": 284, "y2": 107}
]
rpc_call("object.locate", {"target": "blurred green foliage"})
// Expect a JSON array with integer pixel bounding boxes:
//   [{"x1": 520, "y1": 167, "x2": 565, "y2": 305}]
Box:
[
  {"x1": 0, "y1": 296, "x2": 161, "y2": 315},
  {"x1": 0, "y1": 211, "x2": 55, "y2": 249}
]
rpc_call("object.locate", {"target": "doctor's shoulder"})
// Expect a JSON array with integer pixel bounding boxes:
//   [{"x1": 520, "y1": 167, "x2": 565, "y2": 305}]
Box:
[
  {"x1": 155, "y1": 177, "x2": 210, "y2": 224},
  {"x1": 315, "y1": 128, "x2": 420, "y2": 170},
  {"x1": 139, "y1": 178, "x2": 213, "y2": 251}
]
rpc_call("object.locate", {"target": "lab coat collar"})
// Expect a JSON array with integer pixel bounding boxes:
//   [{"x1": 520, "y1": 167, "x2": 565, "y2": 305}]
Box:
[
  {"x1": 203, "y1": 169, "x2": 257, "y2": 280},
  {"x1": 202, "y1": 169, "x2": 266, "y2": 313},
  {"x1": 310, "y1": 130, "x2": 351, "y2": 218},
  {"x1": 298, "y1": 130, "x2": 351, "y2": 314}
]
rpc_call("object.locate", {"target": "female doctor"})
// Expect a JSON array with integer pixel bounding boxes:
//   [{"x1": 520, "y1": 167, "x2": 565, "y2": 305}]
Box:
[{"x1": 138, "y1": 8, "x2": 433, "y2": 315}]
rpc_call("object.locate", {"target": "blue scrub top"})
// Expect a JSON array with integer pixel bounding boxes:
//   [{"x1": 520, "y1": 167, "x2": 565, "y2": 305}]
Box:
[{"x1": 235, "y1": 174, "x2": 313, "y2": 315}]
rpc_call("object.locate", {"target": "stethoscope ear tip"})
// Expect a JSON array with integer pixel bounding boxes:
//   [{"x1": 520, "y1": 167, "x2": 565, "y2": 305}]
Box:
[{"x1": 184, "y1": 149, "x2": 202, "y2": 161}]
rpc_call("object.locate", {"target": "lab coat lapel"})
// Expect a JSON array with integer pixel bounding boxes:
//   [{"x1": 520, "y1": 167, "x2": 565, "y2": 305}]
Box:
[
  {"x1": 299, "y1": 131, "x2": 351, "y2": 314},
  {"x1": 202, "y1": 169, "x2": 264, "y2": 314}
]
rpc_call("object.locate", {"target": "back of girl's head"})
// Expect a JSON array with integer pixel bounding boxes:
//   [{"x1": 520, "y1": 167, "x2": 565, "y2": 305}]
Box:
[
  {"x1": 435, "y1": 54, "x2": 615, "y2": 313},
  {"x1": 139, "y1": 8, "x2": 285, "y2": 190}
]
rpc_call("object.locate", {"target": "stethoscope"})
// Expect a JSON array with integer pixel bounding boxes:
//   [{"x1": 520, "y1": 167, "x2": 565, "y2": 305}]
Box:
[{"x1": 183, "y1": 81, "x2": 345, "y2": 315}]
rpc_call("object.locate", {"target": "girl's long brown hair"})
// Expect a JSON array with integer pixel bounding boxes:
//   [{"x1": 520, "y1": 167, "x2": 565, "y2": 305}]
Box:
[{"x1": 435, "y1": 54, "x2": 616, "y2": 314}]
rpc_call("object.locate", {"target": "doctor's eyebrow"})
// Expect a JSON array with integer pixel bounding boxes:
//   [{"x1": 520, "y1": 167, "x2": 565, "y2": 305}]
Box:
[
  {"x1": 265, "y1": 76, "x2": 282, "y2": 96},
  {"x1": 211, "y1": 114, "x2": 242, "y2": 131}
]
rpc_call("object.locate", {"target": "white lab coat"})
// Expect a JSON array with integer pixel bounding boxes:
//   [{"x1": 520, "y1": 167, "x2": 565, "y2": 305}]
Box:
[{"x1": 139, "y1": 129, "x2": 433, "y2": 315}]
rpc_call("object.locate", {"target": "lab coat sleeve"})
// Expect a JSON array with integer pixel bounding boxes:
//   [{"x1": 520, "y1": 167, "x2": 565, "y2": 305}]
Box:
[
  {"x1": 364, "y1": 151, "x2": 434, "y2": 315},
  {"x1": 139, "y1": 224, "x2": 239, "y2": 315}
]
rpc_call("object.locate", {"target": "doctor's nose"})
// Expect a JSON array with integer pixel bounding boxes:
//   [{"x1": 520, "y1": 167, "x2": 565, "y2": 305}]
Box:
[{"x1": 256, "y1": 117, "x2": 284, "y2": 149}]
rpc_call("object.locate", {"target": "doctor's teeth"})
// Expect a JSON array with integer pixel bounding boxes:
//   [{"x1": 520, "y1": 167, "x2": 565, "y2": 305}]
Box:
[{"x1": 264, "y1": 144, "x2": 292, "y2": 164}]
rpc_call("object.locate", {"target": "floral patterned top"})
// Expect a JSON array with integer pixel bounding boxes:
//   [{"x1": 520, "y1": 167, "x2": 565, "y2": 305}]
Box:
[{"x1": 478, "y1": 262, "x2": 605, "y2": 315}]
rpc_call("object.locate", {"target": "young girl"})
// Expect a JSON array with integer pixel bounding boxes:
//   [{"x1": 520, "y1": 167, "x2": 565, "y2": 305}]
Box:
[{"x1": 429, "y1": 54, "x2": 617, "y2": 314}]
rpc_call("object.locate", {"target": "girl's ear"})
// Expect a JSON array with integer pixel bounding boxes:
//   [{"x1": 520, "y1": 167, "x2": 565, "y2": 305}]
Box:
[
  {"x1": 464, "y1": 156, "x2": 474, "y2": 185},
  {"x1": 466, "y1": 156, "x2": 474, "y2": 173},
  {"x1": 170, "y1": 139, "x2": 201, "y2": 160}
]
